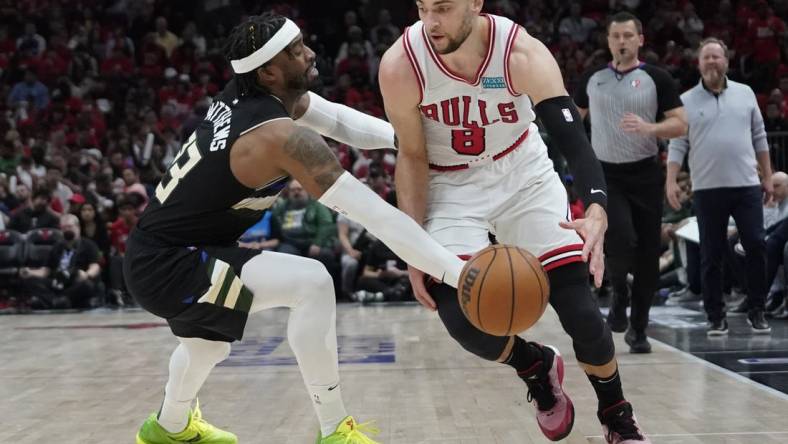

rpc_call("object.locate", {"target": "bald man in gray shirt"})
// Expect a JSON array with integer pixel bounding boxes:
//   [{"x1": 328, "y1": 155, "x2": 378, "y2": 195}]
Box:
[
  {"x1": 575, "y1": 12, "x2": 687, "y2": 354},
  {"x1": 667, "y1": 38, "x2": 773, "y2": 335}
]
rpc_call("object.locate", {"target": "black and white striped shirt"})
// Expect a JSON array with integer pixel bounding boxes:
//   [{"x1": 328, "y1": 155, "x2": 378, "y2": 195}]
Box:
[{"x1": 574, "y1": 63, "x2": 682, "y2": 164}]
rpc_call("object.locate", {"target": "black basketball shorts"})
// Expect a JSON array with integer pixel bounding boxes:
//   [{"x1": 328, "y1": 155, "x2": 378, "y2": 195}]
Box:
[{"x1": 124, "y1": 228, "x2": 259, "y2": 342}]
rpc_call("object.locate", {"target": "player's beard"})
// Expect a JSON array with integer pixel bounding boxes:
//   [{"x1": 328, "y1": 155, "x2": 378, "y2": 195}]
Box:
[
  {"x1": 286, "y1": 63, "x2": 316, "y2": 94},
  {"x1": 433, "y1": 13, "x2": 474, "y2": 55}
]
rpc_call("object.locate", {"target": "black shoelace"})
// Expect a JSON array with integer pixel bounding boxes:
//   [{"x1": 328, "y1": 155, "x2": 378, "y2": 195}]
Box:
[
  {"x1": 604, "y1": 407, "x2": 642, "y2": 441},
  {"x1": 525, "y1": 375, "x2": 557, "y2": 411}
]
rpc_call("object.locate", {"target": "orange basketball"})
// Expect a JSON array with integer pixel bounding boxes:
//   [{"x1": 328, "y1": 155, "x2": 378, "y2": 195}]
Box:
[{"x1": 458, "y1": 245, "x2": 550, "y2": 336}]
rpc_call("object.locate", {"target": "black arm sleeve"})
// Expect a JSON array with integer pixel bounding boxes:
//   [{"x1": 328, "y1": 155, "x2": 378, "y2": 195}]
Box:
[{"x1": 534, "y1": 96, "x2": 607, "y2": 210}]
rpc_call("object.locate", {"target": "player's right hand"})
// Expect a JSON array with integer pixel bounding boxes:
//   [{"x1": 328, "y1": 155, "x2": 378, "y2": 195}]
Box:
[
  {"x1": 666, "y1": 179, "x2": 682, "y2": 210},
  {"x1": 408, "y1": 266, "x2": 436, "y2": 311}
]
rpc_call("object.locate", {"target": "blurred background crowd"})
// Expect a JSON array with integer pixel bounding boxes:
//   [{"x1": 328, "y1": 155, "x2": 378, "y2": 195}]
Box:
[{"x1": 2, "y1": 0, "x2": 788, "y2": 311}]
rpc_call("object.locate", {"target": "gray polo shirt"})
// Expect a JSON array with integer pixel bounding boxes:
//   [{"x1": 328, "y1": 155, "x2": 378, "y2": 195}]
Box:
[
  {"x1": 667, "y1": 78, "x2": 769, "y2": 191},
  {"x1": 575, "y1": 63, "x2": 683, "y2": 163}
]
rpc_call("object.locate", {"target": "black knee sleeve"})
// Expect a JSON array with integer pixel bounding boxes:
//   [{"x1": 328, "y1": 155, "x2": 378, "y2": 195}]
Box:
[
  {"x1": 548, "y1": 263, "x2": 615, "y2": 366},
  {"x1": 432, "y1": 283, "x2": 510, "y2": 361}
]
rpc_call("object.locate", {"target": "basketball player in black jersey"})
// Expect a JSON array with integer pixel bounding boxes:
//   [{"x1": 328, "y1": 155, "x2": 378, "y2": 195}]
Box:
[{"x1": 126, "y1": 13, "x2": 465, "y2": 444}]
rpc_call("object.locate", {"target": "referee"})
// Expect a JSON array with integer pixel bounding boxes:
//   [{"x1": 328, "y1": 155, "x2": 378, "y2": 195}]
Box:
[{"x1": 575, "y1": 12, "x2": 687, "y2": 354}]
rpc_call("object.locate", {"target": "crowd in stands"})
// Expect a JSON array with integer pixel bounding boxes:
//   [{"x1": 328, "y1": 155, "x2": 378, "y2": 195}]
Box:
[{"x1": 3, "y1": 0, "x2": 788, "y2": 310}]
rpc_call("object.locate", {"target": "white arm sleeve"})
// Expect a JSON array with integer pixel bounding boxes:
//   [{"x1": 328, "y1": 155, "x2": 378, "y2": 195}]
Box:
[
  {"x1": 318, "y1": 172, "x2": 464, "y2": 287},
  {"x1": 296, "y1": 91, "x2": 397, "y2": 150}
]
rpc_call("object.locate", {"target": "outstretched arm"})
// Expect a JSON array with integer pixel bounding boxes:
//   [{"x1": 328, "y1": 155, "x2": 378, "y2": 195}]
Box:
[
  {"x1": 293, "y1": 91, "x2": 397, "y2": 150},
  {"x1": 234, "y1": 121, "x2": 463, "y2": 288}
]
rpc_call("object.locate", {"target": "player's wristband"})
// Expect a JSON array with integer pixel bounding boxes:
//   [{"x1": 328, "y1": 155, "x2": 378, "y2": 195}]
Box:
[{"x1": 534, "y1": 96, "x2": 607, "y2": 210}]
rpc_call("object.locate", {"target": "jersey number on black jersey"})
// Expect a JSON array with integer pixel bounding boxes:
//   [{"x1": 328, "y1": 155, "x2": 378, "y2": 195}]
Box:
[{"x1": 156, "y1": 132, "x2": 202, "y2": 203}]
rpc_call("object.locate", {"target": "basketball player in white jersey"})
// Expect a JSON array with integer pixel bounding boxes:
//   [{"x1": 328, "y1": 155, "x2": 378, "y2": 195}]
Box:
[{"x1": 378, "y1": 1, "x2": 651, "y2": 443}]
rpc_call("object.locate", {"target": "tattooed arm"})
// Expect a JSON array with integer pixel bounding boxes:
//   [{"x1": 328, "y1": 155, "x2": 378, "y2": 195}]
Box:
[
  {"x1": 277, "y1": 125, "x2": 347, "y2": 196},
  {"x1": 229, "y1": 119, "x2": 345, "y2": 198},
  {"x1": 230, "y1": 118, "x2": 464, "y2": 290}
]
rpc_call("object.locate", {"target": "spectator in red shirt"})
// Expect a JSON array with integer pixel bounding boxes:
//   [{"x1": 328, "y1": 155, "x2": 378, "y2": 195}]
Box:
[
  {"x1": 747, "y1": 0, "x2": 786, "y2": 90},
  {"x1": 747, "y1": 1, "x2": 785, "y2": 64},
  {"x1": 335, "y1": 43, "x2": 371, "y2": 84},
  {"x1": 170, "y1": 42, "x2": 198, "y2": 77},
  {"x1": 110, "y1": 197, "x2": 137, "y2": 255},
  {"x1": 32, "y1": 49, "x2": 69, "y2": 85},
  {"x1": 138, "y1": 34, "x2": 168, "y2": 80},
  {"x1": 108, "y1": 196, "x2": 137, "y2": 306},
  {"x1": 101, "y1": 47, "x2": 135, "y2": 78}
]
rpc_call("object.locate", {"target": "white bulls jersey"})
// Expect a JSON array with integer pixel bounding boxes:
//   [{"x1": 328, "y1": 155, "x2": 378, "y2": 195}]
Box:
[{"x1": 402, "y1": 14, "x2": 539, "y2": 169}]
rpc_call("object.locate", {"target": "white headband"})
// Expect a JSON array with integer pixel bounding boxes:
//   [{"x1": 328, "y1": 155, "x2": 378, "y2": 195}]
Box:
[{"x1": 230, "y1": 18, "x2": 301, "y2": 74}]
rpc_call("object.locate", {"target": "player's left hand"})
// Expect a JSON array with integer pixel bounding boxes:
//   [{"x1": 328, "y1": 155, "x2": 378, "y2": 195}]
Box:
[
  {"x1": 559, "y1": 203, "x2": 607, "y2": 287},
  {"x1": 619, "y1": 112, "x2": 653, "y2": 136}
]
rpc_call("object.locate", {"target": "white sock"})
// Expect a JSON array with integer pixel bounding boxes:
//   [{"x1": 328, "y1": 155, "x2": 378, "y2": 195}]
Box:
[
  {"x1": 157, "y1": 398, "x2": 192, "y2": 433},
  {"x1": 311, "y1": 382, "x2": 348, "y2": 436},
  {"x1": 157, "y1": 338, "x2": 231, "y2": 433},
  {"x1": 241, "y1": 253, "x2": 351, "y2": 436}
]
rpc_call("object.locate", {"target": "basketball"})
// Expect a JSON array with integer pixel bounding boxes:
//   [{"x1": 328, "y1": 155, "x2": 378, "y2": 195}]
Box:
[{"x1": 457, "y1": 245, "x2": 550, "y2": 336}]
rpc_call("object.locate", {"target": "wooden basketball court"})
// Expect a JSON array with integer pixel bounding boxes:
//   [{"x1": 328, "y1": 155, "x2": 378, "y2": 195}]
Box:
[{"x1": 1, "y1": 303, "x2": 787, "y2": 443}]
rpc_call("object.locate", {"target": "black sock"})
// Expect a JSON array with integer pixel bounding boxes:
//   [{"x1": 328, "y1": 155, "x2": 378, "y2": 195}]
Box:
[
  {"x1": 503, "y1": 336, "x2": 544, "y2": 378},
  {"x1": 588, "y1": 369, "x2": 625, "y2": 412}
]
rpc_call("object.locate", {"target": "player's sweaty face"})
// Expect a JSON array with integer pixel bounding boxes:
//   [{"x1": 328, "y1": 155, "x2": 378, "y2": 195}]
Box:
[{"x1": 417, "y1": 0, "x2": 474, "y2": 55}]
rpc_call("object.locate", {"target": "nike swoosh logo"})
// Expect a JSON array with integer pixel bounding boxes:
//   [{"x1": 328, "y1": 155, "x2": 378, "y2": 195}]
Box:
[
  {"x1": 590, "y1": 188, "x2": 607, "y2": 196},
  {"x1": 328, "y1": 383, "x2": 339, "y2": 391}
]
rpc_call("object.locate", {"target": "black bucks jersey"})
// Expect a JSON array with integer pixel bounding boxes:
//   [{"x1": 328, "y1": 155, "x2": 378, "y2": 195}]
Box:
[{"x1": 137, "y1": 79, "x2": 291, "y2": 247}]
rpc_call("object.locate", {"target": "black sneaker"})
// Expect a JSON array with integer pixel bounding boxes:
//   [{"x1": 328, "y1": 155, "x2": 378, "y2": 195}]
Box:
[
  {"x1": 773, "y1": 307, "x2": 788, "y2": 320},
  {"x1": 706, "y1": 318, "x2": 728, "y2": 336},
  {"x1": 607, "y1": 303, "x2": 628, "y2": 333},
  {"x1": 668, "y1": 287, "x2": 702, "y2": 303},
  {"x1": 726, "y1": 298, "x2": 748, "y2": 315},
  {"x1": 624, "y1": 329, "x2": 651, "y2": 354},
  {"x1": 747, "y1": 310, "x2": 772, "y2": 334},
  {"x1": 765, "y1": 292, "x2": 784, "y2": 313},
  {"x1": 598, "y1": 401, "x2": 651, "y2": 443}
]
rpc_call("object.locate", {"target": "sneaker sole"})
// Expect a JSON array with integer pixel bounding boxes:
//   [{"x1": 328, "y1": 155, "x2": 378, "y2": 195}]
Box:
[
  {"x1": 629, "y1": 345, "x2": 652, "y2": 354},
  {"x1": 541, "y1": 346, "x2": 575, "y2": 442},
  {"x1": 707, "y1": 330, "x2": 729, "y2": 337},
  {"x1": 747, "y1": 320, "x2": 772, "y2": 334}
]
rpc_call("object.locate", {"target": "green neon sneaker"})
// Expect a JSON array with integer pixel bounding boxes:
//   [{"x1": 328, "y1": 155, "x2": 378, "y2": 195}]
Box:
[
  {"x1": 136, "y1": 399, "x2": 237, "y2": 444},
  {"x1": 316, "y1": 416, "x2": 380, "y2": 443}
]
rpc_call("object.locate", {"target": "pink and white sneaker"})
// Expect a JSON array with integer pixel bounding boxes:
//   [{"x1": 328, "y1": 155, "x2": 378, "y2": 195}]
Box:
[
  {"x1": 520, "y1": 345, "x2": 575, "y2": 441},
  {"x1": 598, "y1": 401, "x2": 652, "y2": 444}
]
